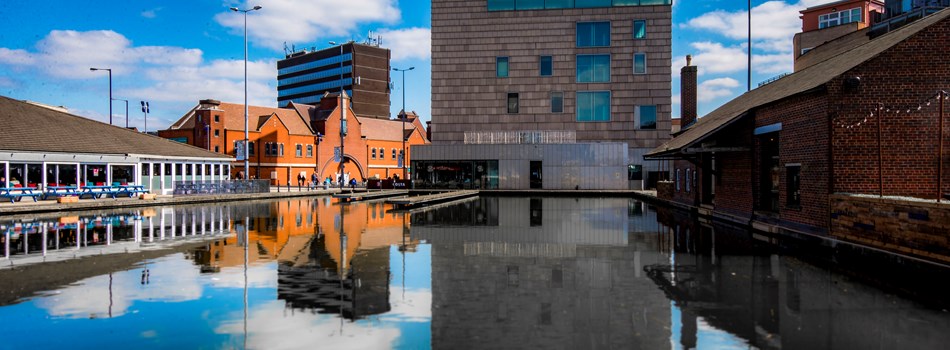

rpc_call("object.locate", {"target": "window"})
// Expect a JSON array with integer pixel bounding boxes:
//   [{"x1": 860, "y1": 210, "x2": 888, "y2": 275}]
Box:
[
  {"x1": 214, "y1": 129, "x2": 220, "y2": 137},
  {"x1": 496, "y1": 57, "x2": 509, "y2": 77},
  {"x1": 372, "y1": 148, "x2": 377, "y2": 159},
  {"x1": 214, "y1": 115, "x2": 220, "y2": 122},
  {"x1": 306, "y1": 145, "x2": 313, "y2": 157},
  {"x1": 577, "y1": 21, "x2": 610, "y2": 47},
  {"x1": 295, "y1": 144, "x2": 302, "y2": 157},
  {"x1": 675, "y1": 168, "x2": 681, "y2": 191},
  {"x1": 576, "y1": 91, "x2": 610, "y2": 122},
  {"x1": 392, "y1": 149, "x2": 397, "y2": 160},
  {"x1": 577, "y1": 54, "x2": 610, "y2": 82},
  {"x1": 819, "y1": 7, "x2": 861, "y2": 29},
  {"x1": 540, "y1": 55, "x2": 552, "y2": 76},
  {"x1": 685, "y1": 168, "x2": 691, "y2": 193},
  {"x1": 633, "y1": 53, "x2": 646, "y2": 74},
  {"x1": 551, "y1": 92, "x2": 563, "y2": 113},
  {"x1": 637, "y1": 105, "x2": 657, "y2": 129},
  {"x1": 279, "y1": 143, "x2": 284, "y2": 157},
  {"x1": 487, "y1": 0, "x2": 514, "y2": 11},
  {"x1": 248, "y1": 141, "x2": 255, "y2": 156},
  {"x1": 507, "y1": 93, "x2": 519, "y2": 114},
  {"x1": 215, "y1": 146, "x2": 220, "y2": 153},
  {"x1": 787, "y1": 164, "x2": 801, "y2": 207},
  {"x1": 633, "y1": 20, "x2": 646, "y2": 39},
  {"x1": 516, "y1": 0, "x2": 544, "y2": 9},
  {"x1": 576, "y1": 0, "x2": 611, "y2": 8}
]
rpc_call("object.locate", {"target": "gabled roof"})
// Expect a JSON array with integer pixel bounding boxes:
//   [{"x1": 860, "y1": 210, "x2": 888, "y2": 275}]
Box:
[
  {"x1": 359, "y1": 117, "x2": 414, "y2": 142},
  {"x1": 646, "y1": 8, "x2": 950, "y2": 159},
  {"x1": 168, "y1": 101, "x2": 314, "y2": 135},
  {"x1": 0, "y1": 95, "x2": 230, "y2": 159}
]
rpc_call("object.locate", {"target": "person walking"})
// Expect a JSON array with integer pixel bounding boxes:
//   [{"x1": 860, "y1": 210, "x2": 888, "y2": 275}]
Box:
[{"x1": 311, "y1": 172, "x2": 318, "y2": 190}]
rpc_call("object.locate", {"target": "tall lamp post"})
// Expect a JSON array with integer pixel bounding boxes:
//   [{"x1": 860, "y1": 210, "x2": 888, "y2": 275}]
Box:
[
  {"x1": 90, "y1": 68, "x2": 112, "y2": 125},
  {"x1": 230, "y1": 5, "x2": 262, "y2": 180},
  {"x1": 112, "y1": 98, "x2": 128, "y2": 128},
  {"x1": 329, "y1": 41, "x2": 347, "y2": 188},
  {"x1": 140, "y1": 101, "x2": 149, "y2": 133},
  {"x1": 393, "y1": 66, "x2": 414, "y2": 180}
]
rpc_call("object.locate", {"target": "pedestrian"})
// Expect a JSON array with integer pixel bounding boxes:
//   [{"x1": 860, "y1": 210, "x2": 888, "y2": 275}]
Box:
[
  {"x1": 349, "y1": 178, "x2": 357, "y2": 191},
  {"x1": 311, "y1": 172, "x2": 318, "y2": 189}
]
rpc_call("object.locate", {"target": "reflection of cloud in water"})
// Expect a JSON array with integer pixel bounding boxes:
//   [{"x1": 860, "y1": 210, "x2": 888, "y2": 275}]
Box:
[
  {"x1": 209, "y1": 263, "x2": 278, "y2": 289},
  {"x1": 215, "y1": 299, "x2": 400, "y2": 350},
  {"x1": 381, "y1": 287, "x2": 431, "y2": 323},
  {"x1": 35, "y1": 254, "x2": 202, "y2": 319}
]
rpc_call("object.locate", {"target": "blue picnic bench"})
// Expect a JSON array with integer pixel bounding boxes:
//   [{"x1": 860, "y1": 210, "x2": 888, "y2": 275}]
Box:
[
  {"x1": 41, "y1": 186, "x2": 81, "y2": 200},
  {"x1": 79, "y1": 185, "x2": 149, "y2": 199},
  {"x1": 0, "y1": 187, "x2": 42, "y2": 203}
]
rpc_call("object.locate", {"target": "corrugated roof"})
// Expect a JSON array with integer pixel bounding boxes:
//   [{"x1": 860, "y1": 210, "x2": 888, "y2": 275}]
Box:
[
  {"x1": 646, "y1": 7, "x2": 950, "y2": 159},
  {"x1": 0, "y1": 95, "x2": 230, "y2": 159}
]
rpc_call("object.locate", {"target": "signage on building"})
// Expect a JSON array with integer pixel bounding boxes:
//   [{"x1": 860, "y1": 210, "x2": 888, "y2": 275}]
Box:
[
  {"x1": 235, "y1": 142, "x2": 246, "y2": 161},
  {"x1": 334, "y1": 147, "x2": 342, "y2": 162}
]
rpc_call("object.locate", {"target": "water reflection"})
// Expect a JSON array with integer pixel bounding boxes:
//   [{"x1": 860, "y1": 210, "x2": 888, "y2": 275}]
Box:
[{"x1": 0, "y1": 197, "x2": 948, "y2": 349}]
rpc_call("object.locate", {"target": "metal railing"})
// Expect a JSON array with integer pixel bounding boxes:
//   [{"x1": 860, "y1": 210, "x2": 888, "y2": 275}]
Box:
[
  {"x1": 173, "y1": 180, "x2": 270, "y2": 196},
  {"x1": 464, "y1": 130, "x2": 576, "y2": 144}
]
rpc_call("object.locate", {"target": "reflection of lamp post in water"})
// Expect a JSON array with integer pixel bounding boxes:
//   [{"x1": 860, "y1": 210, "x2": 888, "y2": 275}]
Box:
[
  {"x1": 329, "y1": 41, "x2": 348, "y2": 189},
  {"x1": 339, "y1": 200, "x2": 347, "y2": 333}
]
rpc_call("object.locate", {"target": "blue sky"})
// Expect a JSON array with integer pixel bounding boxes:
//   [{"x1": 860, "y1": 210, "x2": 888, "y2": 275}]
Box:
[{"x1": 0, "y1": 0, "x2": 826, "y2": 131}]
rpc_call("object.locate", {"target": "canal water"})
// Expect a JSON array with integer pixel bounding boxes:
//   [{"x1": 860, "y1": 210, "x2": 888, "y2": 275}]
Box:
[{"x1": 0, "y1": 197, "x2": 948, "y2": 349}]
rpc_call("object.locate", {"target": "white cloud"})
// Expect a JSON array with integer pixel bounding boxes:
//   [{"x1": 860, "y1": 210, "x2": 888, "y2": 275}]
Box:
[
  {"x1": 698, "y1": 78, "x2": 740, "y2": 102},
  {"x1": 673, "y1": 41, "x2": 792, "y2": 77},
  {"x1": 141, "y1": 8, "x2": 162, "y2": 19},
  {"x1": 378, "y1": 28, "x2": 431, "y2": 62},
  {"x1": 215, "y1": 0, "x2": 401, "y2": 51},
  {"x1": 0, "y1": 30, "x2": 277, "y2": 109}
]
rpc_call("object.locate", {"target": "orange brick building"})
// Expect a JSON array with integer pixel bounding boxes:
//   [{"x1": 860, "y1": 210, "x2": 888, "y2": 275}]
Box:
[{"x1": 159, "y1": 93, "x2": 428, "y2": 185}]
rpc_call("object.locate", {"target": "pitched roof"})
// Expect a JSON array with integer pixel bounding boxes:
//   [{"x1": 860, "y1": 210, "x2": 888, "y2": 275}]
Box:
[
  {"x1": 0, "y1": 95, "x2": 230, "y2": 159},
  {"x1": 359, "y1": 117, "x2": 414, "y2": 142},
  {"x1": 646, "y1": 8, "x2": 950, "y2": 159},
  {"x1": 169, "y1": 101, "x2": 314, "y2": 135}
]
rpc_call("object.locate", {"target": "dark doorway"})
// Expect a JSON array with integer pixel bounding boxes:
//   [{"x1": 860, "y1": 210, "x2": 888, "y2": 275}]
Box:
[
  {"x1": 758, "y1": 132, "x2": 780, "y2": 212},
  {"x1": 529, "y1": 161, "x2": 542, "y2": 189},
  {"x1": 702, "y1": 153, "x2": 715, "y2": 205}
]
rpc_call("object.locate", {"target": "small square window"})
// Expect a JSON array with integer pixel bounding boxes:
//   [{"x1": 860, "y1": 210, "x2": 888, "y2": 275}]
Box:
[
  {"x1": 372, "y1": 148, "x2": 377, "y2": 159},
  {"x1": 507, "y1": 93, "x2": 519, "y2": 114},
  {"x1": 214, "y1": 146, "x2": 219, "y2": 153},
  {"x1": 392, "y1": 149, "x2": 397, "y2": 160},
  {"x1": 540, "y1": 56, "x2": 552, "y2": 76},
  {"x1": 214, "y1": 129, "x2": 220, "y2": 137},
  {"x1": 638, "y1": 105, "x2": 656, "y2": 129},
  {"x1": 497, "y1": 57, "x2": 509, "y2": 77},
  {"x1": 214, "y1": 115, "x2": 220, "y2": 123},
  {"x1": 633, "y1": 53, "x2": 646, "y2": 74},
  {"x1": 633, "y1": 20, "x2": 646, "y2": 39},
  {"x1": 551, "y1": 92, "x2": 563, "y2": 113}
]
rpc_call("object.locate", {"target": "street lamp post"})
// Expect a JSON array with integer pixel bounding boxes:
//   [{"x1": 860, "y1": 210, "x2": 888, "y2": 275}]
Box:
[
  {"x1": 112, "y1": 98, "x2": 128, "y2": 128},
  {"x1": 230, "y1": 5, "x2": 262, "y2": 180},
  {"x1": 392, "y1": 66, "x2": 414, "y2": 180},
  {"x1": 90, "y1": 68, "x2": 112, "y2": 125},
  {"x1": 140, "y1": 101, "x2": 149, "y2": 133},
  {"x1": 329, "y1": 41, "x2": 347, "y2": 188}
]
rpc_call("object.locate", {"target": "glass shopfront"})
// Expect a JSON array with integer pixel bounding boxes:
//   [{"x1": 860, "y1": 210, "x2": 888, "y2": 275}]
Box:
[{"x1": 412, "y1": 160, "x2": 499, "y2": 189}]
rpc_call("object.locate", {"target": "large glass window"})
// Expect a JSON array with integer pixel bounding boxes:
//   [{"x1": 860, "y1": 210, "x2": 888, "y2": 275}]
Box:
[
  {"x1": 577, "y1": 54, "x2": 610, "y2": 82},
  {"x1": 819, "y1": 7, "x2": 861, "y2": 29},
  {"x1": 508, "y1": 93, "x2": 519, "y2": 114},
  {"x1": 551, "y1": 92, "x2": 563, "y2": 113},
  {"x1": 576, "y1": 0, "x2": 611, "y2": 8},
  {"x1": 577, "y1": 22, "x2": 610, "y2": 47},
  {"x1": 633, "y1": 53, "x2": 646, "y2": 74},
  {"x1": 545, "y1": 0, "x2": 573, "y2": 8},
  {"x1": 540, "y1": 55, "x2": 553, "y2": 76},
  {"x1": 576, "y1": 91, "x2": 610, "y2": 122},
  {"x1": 638, "y1": 105, "x2": 657, "y2": 129},
  {"x1": 488, "y1": 0, "x2": 515, "y2": 11},
  {"x1": 496, "y1": 57, "x2": 509, "y2": 77},
  {"x1": 633, "y1": 19, "x2": 646, "y2": 39},
  {"x1": 516, "y1": 0, "x2": 544, "y2": 9}
]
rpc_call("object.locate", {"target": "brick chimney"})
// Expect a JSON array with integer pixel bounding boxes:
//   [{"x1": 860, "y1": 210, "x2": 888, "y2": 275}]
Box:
[{"x1": 681, "y1": 55, "x2": 698, "y2": 129}]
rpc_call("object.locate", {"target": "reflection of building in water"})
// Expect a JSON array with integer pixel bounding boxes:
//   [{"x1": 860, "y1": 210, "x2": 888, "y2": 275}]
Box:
[
  {"x1": 2, "y1": 205, "x2": 229, "y2": 263},
  {"x1": 649, "y1": 206, "x2": 950, "y2": 349},
  {"x1": 188, "y1": 198, "x2": 413, "y2": 320},
  {"x1": 417, "y1": 197, "x2": 671, "y2": 349}
]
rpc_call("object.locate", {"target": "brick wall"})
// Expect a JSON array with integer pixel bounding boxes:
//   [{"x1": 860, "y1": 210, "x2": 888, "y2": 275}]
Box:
[
  {"x1": 754, "y1": 92, "x2": 831, "y2": 230},
  {"x1": 830, "y1": 194, "x2": 950, "y2": 263},
  {"x1": 828, "y1": 16, "x2": 950, "y2": 200}
]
